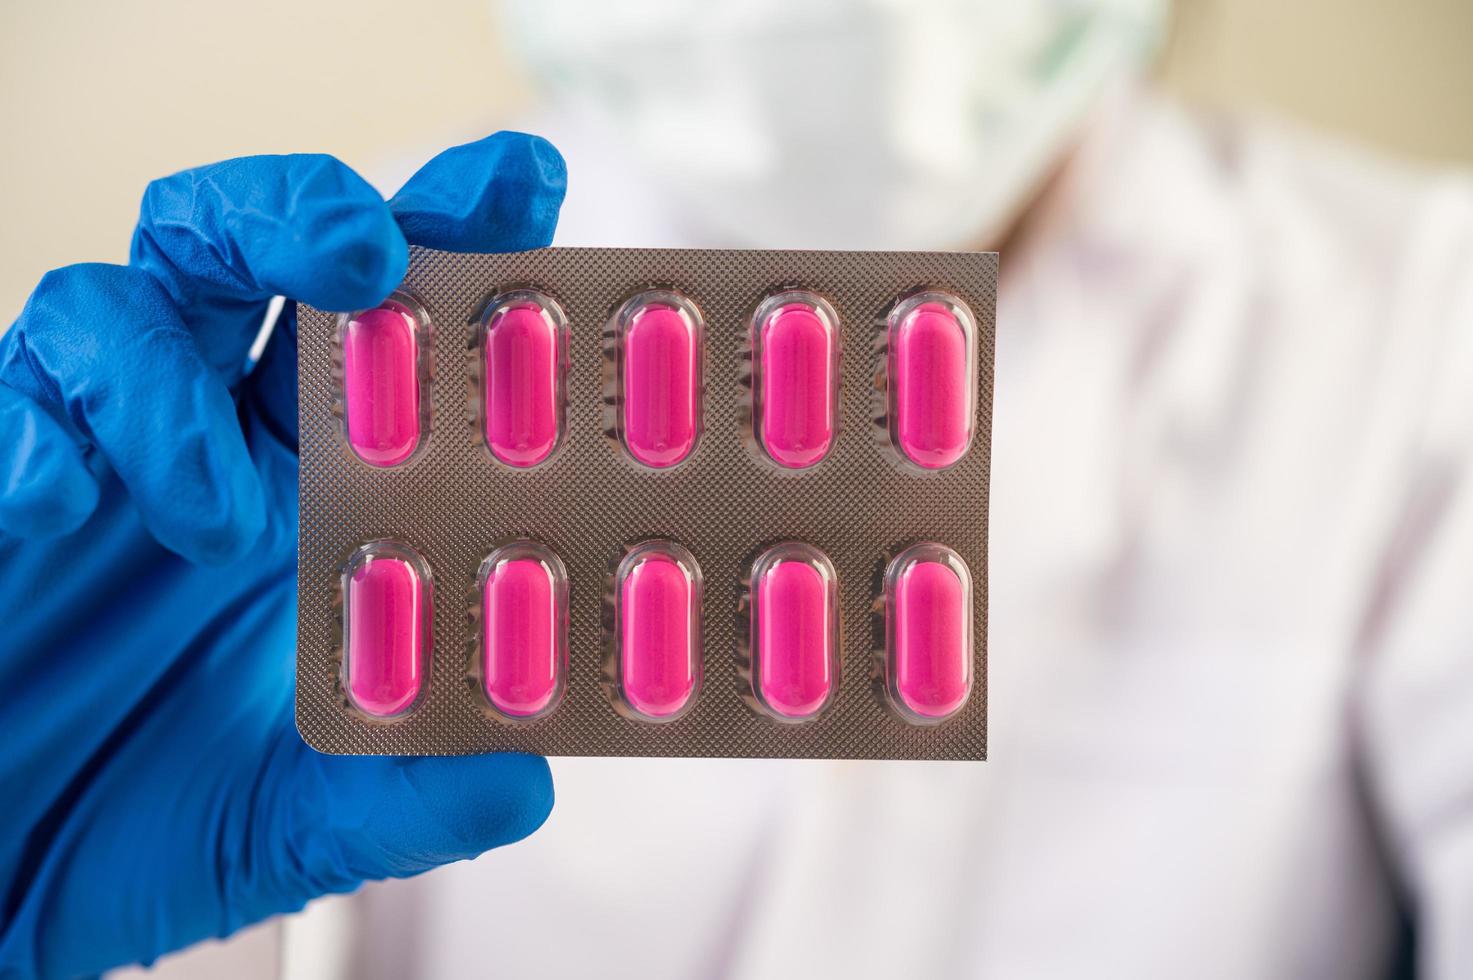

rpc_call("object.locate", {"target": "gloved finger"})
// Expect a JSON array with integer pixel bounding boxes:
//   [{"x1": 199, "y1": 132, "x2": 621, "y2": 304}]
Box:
[
  {"x1": 274, "y1": 748, "x2": 553, "y2": 898},
  {"x1": 130, "y1": 153, "x2": 409, "y2": 381},
  {"x1": 388, "y1": 131, "x2": 567, "y2": 251},
  {"x1": 243, "y1": 302, "x2": 300, "y2": 450},
  {"x1": 0, "y1": 383, "x2": 100, "y2": 539},
  {"x1": 0, "y1": 264, "x2": 266, "y2": 564},
  {"x1": 247, "y1": 131, "x2": 568, "y2": 445}
]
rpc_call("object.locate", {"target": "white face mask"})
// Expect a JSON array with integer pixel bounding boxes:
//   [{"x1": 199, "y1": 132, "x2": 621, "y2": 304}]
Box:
[{"x1": 498, "y1": 0, "x2": 1166, "y2": 249}]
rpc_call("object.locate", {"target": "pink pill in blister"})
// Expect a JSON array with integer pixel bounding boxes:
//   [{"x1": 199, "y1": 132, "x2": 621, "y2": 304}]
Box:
[
  {"x1": 883, "y1": 543, "x2": 972, "y2": 723},
  {"x1": 614, "y1": 542, "x2": 703, "y2": 721},
  {"x1": 341, "y1": 542, "x2": 431, "y2": 719},
  {"x1": 341, "y1": 296, "x2": 427, "y2": 468},
  {"x1": 479, "y1": 543, "x2": 567, "y2": 720},
  {"x1": 482, "y1": 294, "x2": 567, "y2": 468},
  {"x1": 616, "y1": 292, "x2": 703, "y2": 468},
  {"x1": 754, "y1": 294, "x2": 839, "y2": 469},
  {"x1": 888, "y1": 293, "x2": 976, "y2": 470},
  {"x1": 748, "y1": 543, "x2": 838, "y2": 721}
]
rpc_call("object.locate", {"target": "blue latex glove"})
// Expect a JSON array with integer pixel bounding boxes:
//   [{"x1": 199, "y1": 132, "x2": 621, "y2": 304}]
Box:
[{"x1": 0, "y1": 132, "x2": 567, "y2": 978}]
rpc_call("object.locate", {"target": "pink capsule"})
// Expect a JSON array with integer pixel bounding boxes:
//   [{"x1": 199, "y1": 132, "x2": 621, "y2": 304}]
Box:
[
  {"x1": 750, "y1": 544, "x2": 838, "y2": 721},
  {"x1": 342, "y1": 298, "x2": 424, "y2": 468},
  {"x1": 481, "y1": 547, "x2": 566, "y2": 719},
  {"x1": 484, "y1": 297, "x2": 565, "y2": 468},
  {"x1": 619, "y1": 295, "x2": 702, "y2": 468},
  {"x1": 890, "y1": 296, "x2": 975, "y2": 470},
  {"x1": 342, "y1": 543, "x2": 430, "y2": 719},
  {"x1": 756, "y1": 298, "x2": 838, "y2": 468},
  {"x1": 617, "y1": 544, "x2": 702, "y2": 720},
  {"x1": 885, "y1": 545, "x2": 972, "y2": 722}
]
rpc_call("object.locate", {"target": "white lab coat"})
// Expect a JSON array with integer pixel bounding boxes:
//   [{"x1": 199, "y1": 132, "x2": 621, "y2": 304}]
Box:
[{"x1": 284, "y1": 89, "x2": 1473, "y2": 979}]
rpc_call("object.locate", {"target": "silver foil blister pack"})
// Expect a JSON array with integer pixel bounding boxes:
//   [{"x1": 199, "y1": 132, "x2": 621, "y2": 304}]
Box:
[{"x1": 296, "y1": 246, "x2": 994, "y2": 759}]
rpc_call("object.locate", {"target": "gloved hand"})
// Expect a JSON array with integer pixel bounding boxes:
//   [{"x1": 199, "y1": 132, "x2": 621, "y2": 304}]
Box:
[{"x1": 0, "y1": 132, "x2": 567, "y2": 978}]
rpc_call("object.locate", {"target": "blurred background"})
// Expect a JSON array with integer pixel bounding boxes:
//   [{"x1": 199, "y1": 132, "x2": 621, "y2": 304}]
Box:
[
  {"x1": 2, "y1": 0, "x2": 1473, "y2": 321},
  {"x1": 2, "y1": 1, "x2": 1469, "y2": 977}
]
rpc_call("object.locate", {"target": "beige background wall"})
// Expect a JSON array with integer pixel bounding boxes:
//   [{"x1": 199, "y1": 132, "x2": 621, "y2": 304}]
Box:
[
  {"x1": 1160, "y1": 0, "x2": 1473, "y2": 165},
  {"x1": 2, "y1": 1, "x2": 1472, "y2": 325}
]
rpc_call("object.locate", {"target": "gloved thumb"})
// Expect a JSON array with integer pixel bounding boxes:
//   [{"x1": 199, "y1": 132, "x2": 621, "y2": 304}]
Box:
[{"x1": 263, "y1": 745, "x2": 553, "y2": 907}]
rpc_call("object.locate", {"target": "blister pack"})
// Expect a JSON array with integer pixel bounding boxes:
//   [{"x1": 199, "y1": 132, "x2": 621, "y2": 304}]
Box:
[{"x1": 296, "y1": 247, "x2": 994, "y2": 759}]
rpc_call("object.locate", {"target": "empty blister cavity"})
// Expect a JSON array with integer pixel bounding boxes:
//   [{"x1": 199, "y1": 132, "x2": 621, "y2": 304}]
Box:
[
  {"x1": 607, "y1": 541, "x2": 703, "y2": 721},
  {"x1": 472, "y1": 541, "x2": 568, "y2": 721},
  {"x1": 478, "y1": 290, "x2": 568, "y2": 468},
  {"x1": 339, "y1": 293, "x2": 431, "y2": 468},
  {"x1": 886, "y1": 292, "x2": 977, "y2": 470},
  {"x1": 743, "y1": 543, "x2": 839, "y2": 722},
  {"x1": 339, "y1": 540, "x2": 432, "y2": 720},
  {"x1": 880, "y1": 543, "x2": 973, "y2": 724},
  {"x1": 612, "y1": 290, "x2": 704, "y2": 468},
  {"x1": 751, "y1": 291, "x2": 839, "y2": 469}
]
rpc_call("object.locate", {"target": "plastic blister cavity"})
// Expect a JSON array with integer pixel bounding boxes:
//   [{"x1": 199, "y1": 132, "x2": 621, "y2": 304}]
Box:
[
  {"x1": 749, "y1": 291, "x2": 840, "y2": 469},
  {"x1": 474, "y1": 290, "x2": 569, "y2": 468},
  {"x1": 469, "y1": 541, "x2": 569, "y2": 722},
  {"x1": 605, "y1": 540, "x2": 704, "y2": 722},
  {"x1": 609, "y1": 290, "x2": 705, "y2": 469},
  {"x1": 879, "y1": 543, "x2": 973, "y2": 724},
  {"x1": 338, "y1": 540, "x2": 432, "y2": 721},
  {"x1": 337, "y1": 292, "x2": 432, "y2": 468},
  {"x1": 740, "y1": 542, "x2": 840, "y2": 723},
  {"x1": 885, "y1": 291, "x2": 977, "y2": 470}
]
